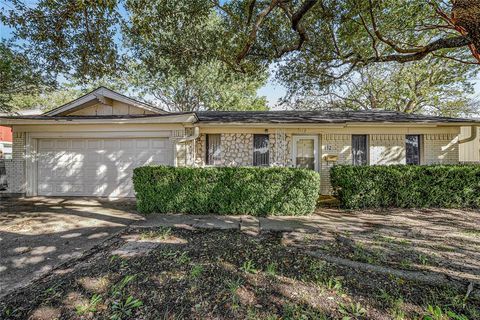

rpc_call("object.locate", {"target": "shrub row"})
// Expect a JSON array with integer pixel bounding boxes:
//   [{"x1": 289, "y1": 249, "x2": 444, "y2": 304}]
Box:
[
  {"x1": 330, "y1": 164, "x2": 480, "y2": 209},
  {"x1": 133, "y1": 166, "x2": 321, "y2": 216}
]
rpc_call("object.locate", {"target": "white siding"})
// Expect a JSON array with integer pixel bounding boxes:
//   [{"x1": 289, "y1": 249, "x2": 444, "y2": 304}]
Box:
[{"x1": 459, "y1": 126, "x2": 480, "y2": 162}]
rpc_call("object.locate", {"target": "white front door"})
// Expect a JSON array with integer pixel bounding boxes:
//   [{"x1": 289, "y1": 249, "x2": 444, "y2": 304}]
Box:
[
  {"x1": 293, "y1": 135, "x2": 319, "y2": 171},
  {"x1": 36, "y1": 137, "x2": 173, "y2": 197}
]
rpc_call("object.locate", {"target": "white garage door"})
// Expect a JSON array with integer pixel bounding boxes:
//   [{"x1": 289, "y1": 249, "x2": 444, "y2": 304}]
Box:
[{"x1": 37, "y1": 138, "x2": 173, "y2": 197}]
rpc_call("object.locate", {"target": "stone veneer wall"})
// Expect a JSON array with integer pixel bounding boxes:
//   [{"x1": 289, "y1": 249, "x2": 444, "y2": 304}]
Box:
[
  {"x1": 0, "y1": 132, "x2": 26, "y2": 195},
  {"x1": 221, "y1": 133, "x2": 254, "y2": 166},
  {"x1": 193, "y1": 132, "x2": 293, "y2": 167},
  {"x1": 269, "y1": 132, "x2": 293, "y2": 166}
]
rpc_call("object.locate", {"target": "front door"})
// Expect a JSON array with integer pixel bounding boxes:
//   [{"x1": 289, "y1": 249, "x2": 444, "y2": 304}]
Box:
[{"x1": 293, "y1": 136, "x2": 318, "y2": 171}]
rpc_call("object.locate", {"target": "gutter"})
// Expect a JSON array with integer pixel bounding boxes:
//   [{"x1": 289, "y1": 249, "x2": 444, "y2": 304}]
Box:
[
  {"x1": 174, "y1": 126, "x2": 200, "y2": 143},
  {"x1": 459, "y1": 125, "x2": 478, "y2": 144}
]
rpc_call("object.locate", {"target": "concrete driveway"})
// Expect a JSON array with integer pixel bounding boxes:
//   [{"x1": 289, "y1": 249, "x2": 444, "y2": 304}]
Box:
[{"x1": 0, "y1": 197, "x2": 143, "y2": 297}]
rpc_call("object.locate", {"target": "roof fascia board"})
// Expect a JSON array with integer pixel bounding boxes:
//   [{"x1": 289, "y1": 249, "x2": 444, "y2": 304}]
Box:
[
  {"x1": 0, "y1": 114, "x2": 196, "y2": 126},
  {"x1": 43, "y1": 93, "x2": 99, "y2": 116},
  {"x1": 197, "y1": 122, "x2": 477, "y2": 128},
  {"x1": 44, "y1": 87, "x2": 166, "y2": 116}
]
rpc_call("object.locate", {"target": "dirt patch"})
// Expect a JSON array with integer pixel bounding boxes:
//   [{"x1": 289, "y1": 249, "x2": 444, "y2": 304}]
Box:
[
  {"x1": 0, "y1": 197, "x2": 142, "y2": 296},
  {"x1": 1, "y1": 227, "x2": 479, "y2": 320}
]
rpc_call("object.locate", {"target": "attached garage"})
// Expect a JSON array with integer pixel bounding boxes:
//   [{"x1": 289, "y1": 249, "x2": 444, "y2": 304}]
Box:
[
  {"x1": 0, "y1": 87, "x2": 198, "y2": 197},
  {"x1": 36, "y1": 137, "x2": 173, "y2": 197}
]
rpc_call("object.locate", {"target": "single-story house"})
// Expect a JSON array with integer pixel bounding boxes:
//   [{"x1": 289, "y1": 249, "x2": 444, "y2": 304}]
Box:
[{"x1": 0, "y1": 87, "x2": 478, "y2": 197}]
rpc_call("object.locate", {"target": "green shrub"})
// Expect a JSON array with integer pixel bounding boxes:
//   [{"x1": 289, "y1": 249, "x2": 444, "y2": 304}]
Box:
[
  {"x1": 330, "y1": 164, "x2": 480, "y2": 209},
  {"x1": 133, "y1": 166, "x2": 320, "y2": 216}
]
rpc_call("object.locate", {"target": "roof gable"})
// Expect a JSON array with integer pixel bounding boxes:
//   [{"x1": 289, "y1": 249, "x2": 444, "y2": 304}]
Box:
[{"x1": 43, "y1": 87, "x2": 166, "y2": 116}]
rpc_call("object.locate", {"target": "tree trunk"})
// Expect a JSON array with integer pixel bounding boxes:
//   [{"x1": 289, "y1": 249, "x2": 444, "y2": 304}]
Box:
[{"x1": 452, "y1": 0, "x2": 480, "y2": 60}]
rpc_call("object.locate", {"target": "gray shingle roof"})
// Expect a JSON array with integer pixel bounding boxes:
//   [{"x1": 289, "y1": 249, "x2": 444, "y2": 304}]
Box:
[
  {"x1": 1, "y1": 110, "x2": 478, "y2": 124},
  {"x1": 0, "y1": 114, "x2": 187, "y2": 120},
  {"x1": 195, "y1": 110, "x2": 479, "y2": 124}
]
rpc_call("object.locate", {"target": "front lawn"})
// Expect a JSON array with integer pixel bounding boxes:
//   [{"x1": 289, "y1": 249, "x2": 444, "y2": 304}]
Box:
[{"x1": 1, "y1": 224, "x2": 479, "y2": 320}]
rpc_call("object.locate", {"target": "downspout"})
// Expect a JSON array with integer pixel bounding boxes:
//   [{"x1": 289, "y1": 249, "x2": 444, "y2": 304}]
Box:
[
  {"x1": 172, "y1": 127, "x2": 200, "y2": 166},
  {"x1": 458, "y1": 125, "x2": 478, "y2": 144}
]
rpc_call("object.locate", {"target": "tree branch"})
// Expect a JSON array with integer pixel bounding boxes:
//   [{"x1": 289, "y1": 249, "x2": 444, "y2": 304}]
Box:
[
  {"x1": 236, "y1": 0, "x2": 279, "y2": 63},
  {"x1": 368, "y1": 0, "x2": 425, "y2": 54},
  {"x1": 275, "y1": 0, "x2": 318, "y2": 57},
  {"x1": 364, "y1": 35, "x2": 471, "y2": 63}
]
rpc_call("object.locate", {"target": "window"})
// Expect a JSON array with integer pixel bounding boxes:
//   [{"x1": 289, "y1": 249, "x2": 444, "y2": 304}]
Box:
[
  {"x1": 352, "y1": 135, "x2": 368, "y2": 165},
  {"x1": 406, "y1": 135, "x2": 421, "y2": 165},
  {"x1": 253, "y1": 134, "x2": 269, "y2": 166},
  {"x1": 206, "y1": 134, "x2": 221, "y2": 165}
]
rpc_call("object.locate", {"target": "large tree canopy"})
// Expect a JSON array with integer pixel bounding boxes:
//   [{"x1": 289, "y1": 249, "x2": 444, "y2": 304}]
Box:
[
  {"x1": 2, "y1": 1, "x2": 479, "y2": 78},
  {"x1": 1, "y1": 0, "x2": 479, "y2": 113},
  {"x1": 0, "y1": 41, "x2": 55, "y2": 113},
  {"x1": 287, "y1": 57, "x2": 478, "y2": 117}
]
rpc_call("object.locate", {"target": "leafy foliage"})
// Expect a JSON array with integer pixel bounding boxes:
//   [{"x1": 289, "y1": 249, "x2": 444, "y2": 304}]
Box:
[
  {"x1": 133, "y1": 166, "x2": 320, "y2": 216},
  {"x1": 129, "y1": 60, "x2": 268, "y2": 112},
  {"x1": 330, "y1": 164, "x2": 480, "y2": 209},
  {"x1": 285, "y1": 57, "x2": 478, "y2": 117},
  {"x1": 1, "y1": 0, "x2": 121, "y2": 81},
  {"x1": 0, "y1": 41, "x2": 55, "y2": 113},
  {"x1": 3, "y1": 1, "x2": 479, "y2": 106},
  {"x1": 125, "y1": 1, "x2": 268, "y2": 111}
]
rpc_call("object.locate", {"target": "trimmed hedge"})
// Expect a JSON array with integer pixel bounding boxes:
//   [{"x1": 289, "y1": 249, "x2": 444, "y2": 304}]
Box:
[
  {"x1": 133, "y1": 166, "x2": 321, "y2": 216},
  {"x1": 330, "y1": 164, "x2": 480, "y2": 209}
]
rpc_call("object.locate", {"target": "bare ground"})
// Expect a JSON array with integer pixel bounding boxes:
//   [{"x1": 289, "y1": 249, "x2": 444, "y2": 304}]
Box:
[{"x1": 1, "y1": 206, "x2": 479, "y2": 320}]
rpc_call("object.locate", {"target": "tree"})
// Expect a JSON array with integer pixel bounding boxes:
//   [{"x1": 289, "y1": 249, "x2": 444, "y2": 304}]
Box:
[
  {"x1": 3, "y1": 1, "x2": 479, "y2": 82},
  {"x1": 130, "y1": 61, "x2": 267, "y2": 112},
  {"x1": 284, "y1": 57, "x2": 478, "y2": 117},
  {"x1": 124, "y1": 0, "x2": 267, "y2": 111},
  {"x1": 0, "y1": 41, "x2": 55, "y2": 113},
  {"x1": 1, "y1": 0, "x2": 121, "y2": 81},
  {"x1": 2, "y1": 0, "x2": 480, "y2": 115}
]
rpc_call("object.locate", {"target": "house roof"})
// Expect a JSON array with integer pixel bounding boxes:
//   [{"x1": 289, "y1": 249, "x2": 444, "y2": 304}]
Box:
[
  {"x1": 1, "y1": 110, "x2": 479, "y2": 126},
  {"x1": 195, "y1": 110, "x2": 480, "y2": 124},
  {"x1": 0, "y1": 113, "x2": 198, "y2": 125},
  {"x1": 43, "y1": 87, "x2": 166, "y2": 116}
]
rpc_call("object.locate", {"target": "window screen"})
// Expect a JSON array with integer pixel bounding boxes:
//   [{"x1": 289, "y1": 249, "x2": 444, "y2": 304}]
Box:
[
  {"x1": 206, "y1": 134, "x2": 221, "y2": 165},
  {"x1": 253, "y1": 134, "x2": 269, "y2": 166},
  {"x1": 352, "y1": 135, "x2": 368, "y2": 165},
  {"x1": 406, "y1": 135, "x2": 421, "y2": 165}
]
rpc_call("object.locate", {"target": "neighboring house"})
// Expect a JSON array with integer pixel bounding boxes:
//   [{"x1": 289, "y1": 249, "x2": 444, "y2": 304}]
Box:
[
  {"x1": 0, "y1": 126, "x2": 13, "y2": 159},
  {"x1": 0, "y1": 87, "x2": 478, "y2": 197}
]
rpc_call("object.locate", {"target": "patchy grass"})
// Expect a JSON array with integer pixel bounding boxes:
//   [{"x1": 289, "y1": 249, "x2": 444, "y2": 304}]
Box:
[
  {"x1": 461, "y1": 229, "x2": 480, "y2": 238},
  {"x1": 0, "y1": 228, "x2": 479, "y2": 320},
  {"x1": 140, "y1": 227, "x2": 172, "y2": 240}
]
